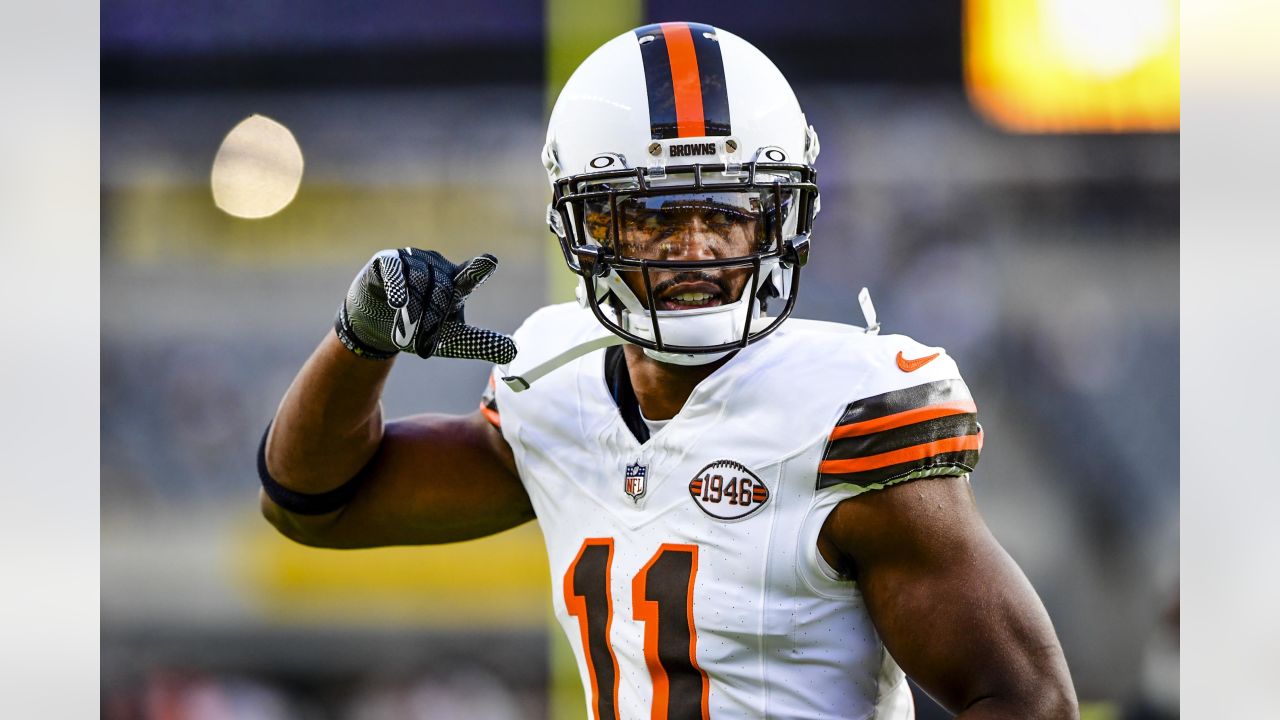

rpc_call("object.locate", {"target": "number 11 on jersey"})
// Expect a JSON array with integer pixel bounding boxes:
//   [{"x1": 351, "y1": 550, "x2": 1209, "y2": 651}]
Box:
[{"x1": 564, "y1": 539, "x2": 711, "y2": 720}]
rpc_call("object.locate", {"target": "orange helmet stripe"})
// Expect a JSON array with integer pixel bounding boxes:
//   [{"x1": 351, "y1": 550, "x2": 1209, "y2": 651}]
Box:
[{"x1": 660, "y1": 22, "x2": 706, "y2": 137}]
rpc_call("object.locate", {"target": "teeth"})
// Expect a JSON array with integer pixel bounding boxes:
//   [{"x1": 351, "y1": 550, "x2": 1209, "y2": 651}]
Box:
[{"x1": 670, "y1": 292, "x2": 714, "y2": 305}]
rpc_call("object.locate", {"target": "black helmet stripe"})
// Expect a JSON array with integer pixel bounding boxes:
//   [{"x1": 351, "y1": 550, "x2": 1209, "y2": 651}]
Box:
[
  {"x1": 634, "y1": 22, "x2": 732, "y2": 140},
  {"x1": 688, "y1": 23, "x2": 731, "y2": 137}
]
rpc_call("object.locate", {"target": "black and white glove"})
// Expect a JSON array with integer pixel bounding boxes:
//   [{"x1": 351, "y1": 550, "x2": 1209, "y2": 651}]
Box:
[{"x1": 334, "y1": 248, "x2": 517, "y2": 364}]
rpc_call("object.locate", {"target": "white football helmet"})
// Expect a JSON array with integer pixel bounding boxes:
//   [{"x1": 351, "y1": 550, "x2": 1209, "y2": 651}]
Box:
[{"x1": 543, "y1": 22, "x2": 821, "y2": 365}]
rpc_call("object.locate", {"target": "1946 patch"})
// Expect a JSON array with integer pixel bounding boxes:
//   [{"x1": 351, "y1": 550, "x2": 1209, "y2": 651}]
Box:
[{"x1": 688, "y1": 460, "x2": 770, "y2": 520}]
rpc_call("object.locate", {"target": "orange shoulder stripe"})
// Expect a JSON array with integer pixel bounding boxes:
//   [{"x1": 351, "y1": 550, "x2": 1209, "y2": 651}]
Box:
[
  {"x1": 479, "y1": 402, "x2": 501, "y2": 429},
  {"x1": 818, "y1": 432, "x2": 982, "y2": 475},
  {"x1": 828, "y1": 399, "x2": 977, "y2": 440}
]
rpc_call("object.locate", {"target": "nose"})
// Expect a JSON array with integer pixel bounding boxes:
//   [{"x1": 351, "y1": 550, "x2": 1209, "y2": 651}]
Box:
[{"x1": 663, "y1": 217, "x2": 718, "y2": 261}]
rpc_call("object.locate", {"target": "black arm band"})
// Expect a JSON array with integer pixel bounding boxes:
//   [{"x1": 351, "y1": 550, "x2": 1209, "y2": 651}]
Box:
[{"x1": 257, "y1": 422, "x2": 367, "y2": 515}]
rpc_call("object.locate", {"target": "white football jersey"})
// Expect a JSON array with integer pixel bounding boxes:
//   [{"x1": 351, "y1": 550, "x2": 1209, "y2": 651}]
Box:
[{"x1": 484, "y1": 303, "x2": 982, "y2": 720}]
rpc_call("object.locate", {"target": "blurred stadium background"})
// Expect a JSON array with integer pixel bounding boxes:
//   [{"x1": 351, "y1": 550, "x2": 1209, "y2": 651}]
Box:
[{"x1": 101, "y1": 1, "x2": 1179, "y2": 718}]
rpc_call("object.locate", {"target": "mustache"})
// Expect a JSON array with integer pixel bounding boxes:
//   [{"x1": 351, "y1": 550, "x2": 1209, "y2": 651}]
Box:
[{"x1": 650, "y1": 271, "x2": 730, "y2": 297}]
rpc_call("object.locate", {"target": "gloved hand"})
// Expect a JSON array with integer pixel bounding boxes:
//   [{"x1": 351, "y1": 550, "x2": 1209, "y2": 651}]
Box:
[{"x1": 334, "y1": 248, "x2": 517, "y2": 364}]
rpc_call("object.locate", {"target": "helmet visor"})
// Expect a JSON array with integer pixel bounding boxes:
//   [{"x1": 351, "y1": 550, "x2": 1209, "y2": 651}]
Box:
[{"x1": 582, "y1": 189, "x2": 798, "y2": 262}]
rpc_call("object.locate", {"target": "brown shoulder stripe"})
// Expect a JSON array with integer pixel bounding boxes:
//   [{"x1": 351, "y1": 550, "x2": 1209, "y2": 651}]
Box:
[
  {"x1": 830, "y1": 399, "x2": 976, "y2": 440},
  {"x1": 818, "y1": 447, "x2": 981, "y2": 490},
  {"x1": 821, "y1": 432, "x2": 983, "y2": 476},
  {"x1": 833, "y1": 379, "x2": 972, "y2": 428},
  {"x1": 824, "y1": 414, "x2": 982, "y2": 462}
]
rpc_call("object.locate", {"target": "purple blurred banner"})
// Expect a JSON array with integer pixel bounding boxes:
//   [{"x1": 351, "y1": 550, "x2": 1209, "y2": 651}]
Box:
[{"x1": 102, "y1": 0, "x2": 543, "y2": 52}]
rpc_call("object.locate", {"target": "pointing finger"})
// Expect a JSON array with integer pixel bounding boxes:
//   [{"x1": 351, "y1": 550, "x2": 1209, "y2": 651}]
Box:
[{"x1": 450, "y1": 254, "x2": 499, "y2": 301}]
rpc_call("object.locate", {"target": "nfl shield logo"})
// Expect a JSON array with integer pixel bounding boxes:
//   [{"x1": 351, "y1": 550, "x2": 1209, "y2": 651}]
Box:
[{"x1": 624, "y1": 463, "x2": 648, "y2": 502}]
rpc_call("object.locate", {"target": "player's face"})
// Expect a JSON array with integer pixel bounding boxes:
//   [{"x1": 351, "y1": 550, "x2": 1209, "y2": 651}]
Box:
[{"x1": 585, "y1": 192, "x2": 766, "y2": 311}]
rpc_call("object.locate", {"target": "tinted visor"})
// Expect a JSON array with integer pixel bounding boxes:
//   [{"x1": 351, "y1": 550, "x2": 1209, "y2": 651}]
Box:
[{"x1": 583, "y1": 190, "x2": 796, "y2": 261}]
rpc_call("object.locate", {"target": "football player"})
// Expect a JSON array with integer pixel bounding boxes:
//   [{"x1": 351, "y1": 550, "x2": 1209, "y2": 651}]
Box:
[{"x1": 260, "y1": 22, "x2": 1078, "y2": 719}]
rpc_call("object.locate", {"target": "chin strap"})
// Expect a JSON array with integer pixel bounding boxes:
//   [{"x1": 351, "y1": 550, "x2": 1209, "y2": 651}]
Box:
[
  {"x1": 501, "y1": 310, "x2": 773, "y2": 392},
  {"x1": 501, "y1": 333, "x2": 627, "y2": 392},
  {"x1": 605, "y1": 271, "x2": 646, "y2": 313}
]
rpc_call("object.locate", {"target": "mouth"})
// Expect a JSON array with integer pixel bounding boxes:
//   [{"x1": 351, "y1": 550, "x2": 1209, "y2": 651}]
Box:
[{"x1": 655, "y1": 280, "x2": 725, "y2": 311}]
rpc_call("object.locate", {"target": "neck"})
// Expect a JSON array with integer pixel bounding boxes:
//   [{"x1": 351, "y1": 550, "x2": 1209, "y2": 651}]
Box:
[{"x1": 623, "y1": 345, "x2": 734, "y2": 421}]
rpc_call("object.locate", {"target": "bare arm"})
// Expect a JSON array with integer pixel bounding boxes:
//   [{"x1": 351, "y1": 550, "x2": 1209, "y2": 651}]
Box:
[
  {"x1": 818, "y1": 476, "x2": 1078, "y2": 719},
  {"x1": 261, "y1": 332, "x2": 532, "y2": 548}
]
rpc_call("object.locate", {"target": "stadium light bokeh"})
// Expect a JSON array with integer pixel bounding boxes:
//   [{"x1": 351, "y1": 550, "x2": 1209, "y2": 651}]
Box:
[{"x1": 211, "y1": 115, "x2": 304, "y2": 219}]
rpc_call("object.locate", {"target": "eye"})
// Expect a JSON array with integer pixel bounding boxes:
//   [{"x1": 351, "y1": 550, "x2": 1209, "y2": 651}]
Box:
[
  {"x1": 633, "y1": 211, "x2": 673, "y2": 240},
  {"x1": 711, "y1": 207, "x2": 755, "y2": 234}
]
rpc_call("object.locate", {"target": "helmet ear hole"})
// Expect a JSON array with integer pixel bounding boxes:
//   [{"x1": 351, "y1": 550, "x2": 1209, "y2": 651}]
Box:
[
  {"x1": 542, "y1": 140, "x2": 561, "y2": 176},
  {"x1": 803, "y1": 124, "x2": 820, "y2": 164}
]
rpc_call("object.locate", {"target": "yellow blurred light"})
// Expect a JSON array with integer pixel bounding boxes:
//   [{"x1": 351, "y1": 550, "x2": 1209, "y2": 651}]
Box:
[
  {"x1": 1044, "y1": 0, "x2": 1174, "y2": 77},
  {"x1": 964, "y1": 0, "x2": 1180, "y2": 132},
  {"x1": 233, "y1": 519, "x2": 552, "y2": 628}
]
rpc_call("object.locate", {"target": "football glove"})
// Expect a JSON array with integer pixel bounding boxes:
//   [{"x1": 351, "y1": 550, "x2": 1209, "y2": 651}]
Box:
[{"x1": 334, "y1": 248, "x2": 517, "y2": 364}]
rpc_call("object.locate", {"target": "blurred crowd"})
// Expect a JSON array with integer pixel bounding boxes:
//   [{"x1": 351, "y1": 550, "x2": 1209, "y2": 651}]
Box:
[{"x1": 104, "y1": 668, "x2": 541, "y2": 720}]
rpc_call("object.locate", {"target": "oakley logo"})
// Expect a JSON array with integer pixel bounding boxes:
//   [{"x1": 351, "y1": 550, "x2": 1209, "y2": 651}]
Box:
[{"x1": 670, "y1": 142, "x2": 717, "y2": 157}]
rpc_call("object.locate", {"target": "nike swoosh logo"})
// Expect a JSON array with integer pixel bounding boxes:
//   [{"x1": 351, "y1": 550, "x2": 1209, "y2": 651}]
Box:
[
  {"x1": 393, "y1": 306, "x2": 419, "y2": 349},
  {"x1": 896, "y1": 350, "x2": 940, "y2": 372}
]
